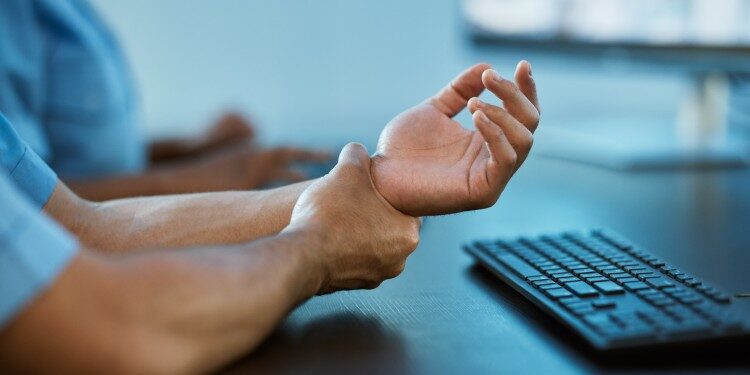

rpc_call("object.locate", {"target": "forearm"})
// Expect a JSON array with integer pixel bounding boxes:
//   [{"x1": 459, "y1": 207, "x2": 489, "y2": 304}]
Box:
[
  {"x1": 0, "y1": 231, "x2": 323, "y2": 374},
  {"x1": 45, "y1": 181, "x2": 312, "y2": 252}
]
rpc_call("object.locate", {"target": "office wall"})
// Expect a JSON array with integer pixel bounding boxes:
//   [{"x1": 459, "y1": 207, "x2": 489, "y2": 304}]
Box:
[{"x1": 90, "y1": 0, "x2": 685, "y2": 148}]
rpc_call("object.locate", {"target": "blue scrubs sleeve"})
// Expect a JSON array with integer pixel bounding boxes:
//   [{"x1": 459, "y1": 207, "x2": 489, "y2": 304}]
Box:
[
  {"x1": 0, "y1": 113, "x2": 58, "y2": 207},
  {"x1": 0, "y1": 173, "x2": 78, "y2": 326}
]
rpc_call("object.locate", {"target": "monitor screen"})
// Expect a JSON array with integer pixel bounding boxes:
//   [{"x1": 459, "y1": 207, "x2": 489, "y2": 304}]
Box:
[{"x1": 463, "y1": 0, "x2": 750, "y2": 49}]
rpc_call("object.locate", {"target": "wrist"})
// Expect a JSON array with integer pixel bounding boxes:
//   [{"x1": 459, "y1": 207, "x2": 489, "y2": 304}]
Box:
[{"x1": 278, "y1": 226, "x2": 330, "y2": 297}]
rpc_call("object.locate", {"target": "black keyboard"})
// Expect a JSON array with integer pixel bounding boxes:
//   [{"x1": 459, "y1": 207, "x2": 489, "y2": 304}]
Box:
[{"x1": 465, "y1": 229, "x2": 748, "y2": 350}]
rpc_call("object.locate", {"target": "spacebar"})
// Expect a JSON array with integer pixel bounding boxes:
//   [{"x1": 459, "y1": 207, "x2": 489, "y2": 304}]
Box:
[{"x1": 496, "y1": 253, "x2": 542, "y2": 278}]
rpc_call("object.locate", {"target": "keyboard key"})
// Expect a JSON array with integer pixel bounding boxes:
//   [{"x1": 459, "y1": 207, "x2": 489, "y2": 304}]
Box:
[
  {"x1": 594, "y1": 281, "x2": 625, "y2": 295},
  {"x1": 496, "y1": 253, "x2": 542, "y2": 278},
  {"x1": 544, "y1": 287, "x2": 573, "y2": 299},
  {"x1": 551, "y1": 273, "x2": 575, "y2": 281},
  {"x1": 539, "y1": 283, "x2": 562, "y2": 290},
  {"x1": 623, "y1": 281, "x2": 649, "y2": 291},
  {"x1": 592, "y1": 299, "x2": 616, "y2": 309},
  {"x1": 636, "y1": 288, "x2": 660, "y2": 296},
  {"x1": 646, "y1": 277, "x2": 674, "y2": 289},
  {"x1": 568, "y1": 264, "x2": 588, "y2": 270},
  {"x1": 610, "y1": 273, "x2": 631, "y2": 280},
  {"x1": 573, "y1": 268, "x2": 595, "y2": 276},
  {"x1": 624, "y1": 265, "x2": 646, "y2": 272},
  {"x1": 583, "y1": 313, "x2": 612, "y2": 328},
  {"x1": 558, "y1": 276, "x2": 579, "y2": 283},
  {"x1": 587, "y1": 276, "x2": 608, "y2": 283},
  {"x1": 617, "y1": 277, "x2": 639, "y2": 284},
  {"x1": 526, "y1": 275, "x2": 549, "y2": 282},
  {"x1": 631, "y1": 270, "x2": 653, "y2": 276},
  {"x1": 532, "y1": 280, "x2": 556, "y2": 287},
  {"x1": 565, "y1": 281, "x2": 599, "y2": 297}
]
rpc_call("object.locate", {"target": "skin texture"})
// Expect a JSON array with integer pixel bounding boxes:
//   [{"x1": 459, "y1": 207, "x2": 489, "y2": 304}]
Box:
[
  {"x1": 44, "y1": 180, "x2": 313, "y2": 252},
  {"x1": 0, "y1": 62, "x2": 539, "y2": 374},
  {"x1": 66, "y1": 112, "x2": 331, "y2": 201},
  {"x1": 372, "y1": 62, "x2": 540, "y2": 216},
  {"x1": 0, "y1": 144, "x2": 420, "y2": 374}
]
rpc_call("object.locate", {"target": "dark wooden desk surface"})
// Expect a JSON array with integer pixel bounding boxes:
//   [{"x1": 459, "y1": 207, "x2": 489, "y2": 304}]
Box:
[{"x1": 227, "y1": 156, "x2": 750, "y2": 374}]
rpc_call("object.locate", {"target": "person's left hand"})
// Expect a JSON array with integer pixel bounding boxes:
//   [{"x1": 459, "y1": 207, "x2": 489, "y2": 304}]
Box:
[
  {"x1": 371, "y1": 62, "x2": 540, "y2": 216},
  {"x1": 173, "y1": 144, "x2": 332, "y2": 192}
]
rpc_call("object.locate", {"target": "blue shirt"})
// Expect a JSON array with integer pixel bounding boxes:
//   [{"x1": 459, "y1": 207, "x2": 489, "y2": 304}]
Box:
[
  {"x1": 0, "y1": 112, "x2": 78, "y2": 326},
  {"x1": 0, "y1": 0, "x2": 145, "y2": 178}
]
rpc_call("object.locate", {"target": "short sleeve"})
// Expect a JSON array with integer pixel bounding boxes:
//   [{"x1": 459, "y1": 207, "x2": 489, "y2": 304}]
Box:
[
  {"x1": 0, "y1": 172, "x2": 78, "y2": 327},
  {"x1": 0, "y1": 0, "x2": 52, "y2": 162},
  {"x1": 0, "y1": 113, "x2": 58, "y2": 207}
]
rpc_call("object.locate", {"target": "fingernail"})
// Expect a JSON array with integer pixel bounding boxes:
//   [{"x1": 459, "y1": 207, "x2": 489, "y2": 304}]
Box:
[
  {"x1": 527, "y1": 61, "x2": 533, "y2": 77},
  {"x1": 476, "y1": 109, "x2": 490, "y2": 124},
  {"x1": 468, "y1": 97, "x2": 481, "y2": 109}
]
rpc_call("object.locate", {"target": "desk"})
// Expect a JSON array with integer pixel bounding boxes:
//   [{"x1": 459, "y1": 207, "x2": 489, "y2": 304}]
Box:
[
  {"x1": 96, "y1": 1, "x2": 750, "y2": 372},
  {"x1": 227, "y1": 156, "x2": 750, "y2": 374}
]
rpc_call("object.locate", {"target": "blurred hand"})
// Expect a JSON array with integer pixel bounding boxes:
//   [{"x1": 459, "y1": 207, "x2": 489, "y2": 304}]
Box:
[
  {"x1": 200, "y1": 112, "x2": 256, "y2": 151},
  {"x1": 371, "y1": 62, "x2": 540, "y2": 216},
  {"x1": 174, "y1": 143, "x2": 331, "y2": 191},
  {"x1": 287, "y1": 143, "x2": 421, "y2": 294},
  {"x1": 149, "y1": 112, "x2": 257, "y2": 163}
]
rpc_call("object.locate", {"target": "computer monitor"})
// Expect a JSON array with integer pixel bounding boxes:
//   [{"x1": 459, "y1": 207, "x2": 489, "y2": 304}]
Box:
[{"x1": 462, "y1": 0, "x2": 750, "y2": 169}]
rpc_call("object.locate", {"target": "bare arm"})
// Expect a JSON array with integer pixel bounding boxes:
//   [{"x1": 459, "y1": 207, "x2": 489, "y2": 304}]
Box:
[
  {"x1": 0, "y1": 143, "x2": 420, "y2": 374},
  {"x1": 0, "y1": 231, "x2": 323, "y2": 374},
  {"x1": 45, "y1": 180, "x2": 312, "y2": 252},
  {"x1": 65, "y1": 145, "x2": 329, "y2": 201}
]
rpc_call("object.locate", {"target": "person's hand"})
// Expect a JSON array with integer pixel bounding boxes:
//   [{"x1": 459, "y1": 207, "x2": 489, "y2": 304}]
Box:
[
  {"x1": 200, "y1": 112, "x2": 256, "y2": 151},
  {"x1": 371, "y1": 62, "x2": 540, "y2": 216},
  {"x1": 149, "y1": 112, "x2": 257, "y2": 163},
  {"x1": 286, "y1": 143, "x2": 421, "y2": 294},
  {"x1": 174, "y1": 143, "x2": 331, "y2": 191}
]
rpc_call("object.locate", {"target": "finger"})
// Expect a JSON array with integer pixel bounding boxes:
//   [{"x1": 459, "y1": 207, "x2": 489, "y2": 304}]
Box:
[
  {"x1": 481, "y1": 69, "x2": 540, "y2": 132},
  {"x1": 514, "y1": 60, "x2": 540, "y2": 114},
  {"x1": 468, "y1": 98, "x2": 533, "y2": 168},
  {"x1": 426, "y1": 63, "x2": 491, "y2": 118},
  {"x1": 211, "y1": 112, "x2": 255, "y2": 142},
  {"x1": 472, "y1": 110, "x2": 517, "y2": 184},
  {"x1": 335, "y1": 142, "x2": 370, "y2": 173}
]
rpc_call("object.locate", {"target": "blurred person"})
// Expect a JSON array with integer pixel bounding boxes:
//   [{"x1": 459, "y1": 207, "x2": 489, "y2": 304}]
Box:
[
  {"x1": 0, "y1": 0, "x2": 329, "y2": 201},
  {"x1": 0, "y1": 62, "x2": 540, "y2": 372}
]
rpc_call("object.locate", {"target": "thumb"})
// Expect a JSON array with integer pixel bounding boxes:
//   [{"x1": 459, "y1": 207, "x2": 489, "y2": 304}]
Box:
[{"x1": 334, "y1": 142, "x2": 371, "y2": 174}]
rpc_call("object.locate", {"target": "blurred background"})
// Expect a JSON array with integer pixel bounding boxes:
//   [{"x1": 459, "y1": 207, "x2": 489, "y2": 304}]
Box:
[{"x1": 89, "y1": 0, "x2": 750, "y2": 169}]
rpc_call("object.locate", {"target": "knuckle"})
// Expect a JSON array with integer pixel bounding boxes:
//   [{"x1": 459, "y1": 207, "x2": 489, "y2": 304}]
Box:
[
  {"x1": 364, "y1": 280, "x2": 382, "y2": 290},
  {"x1": 399, "y1": 225, "x2": 420, "y2": 253},
  {"x1": 478, "y1": 192, "x2": 499, "y2": 209},
  {"x1": 388, "y1": 262, "x2": 407, "y2": 278},
  {"x1": 528, "y1": 111, "x2": 541, "y2": 128},
  {"x1": 500, "y1": 150, "x2": 518, "y2": 167},
  {"x1": 521, "y1": 131, "x2": 534, "y2": 152}
]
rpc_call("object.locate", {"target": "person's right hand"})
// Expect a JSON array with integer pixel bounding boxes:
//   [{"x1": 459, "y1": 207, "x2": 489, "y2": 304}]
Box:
[{"x1": 286, "y1": 143, "x2": 421, "y2": 294}]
